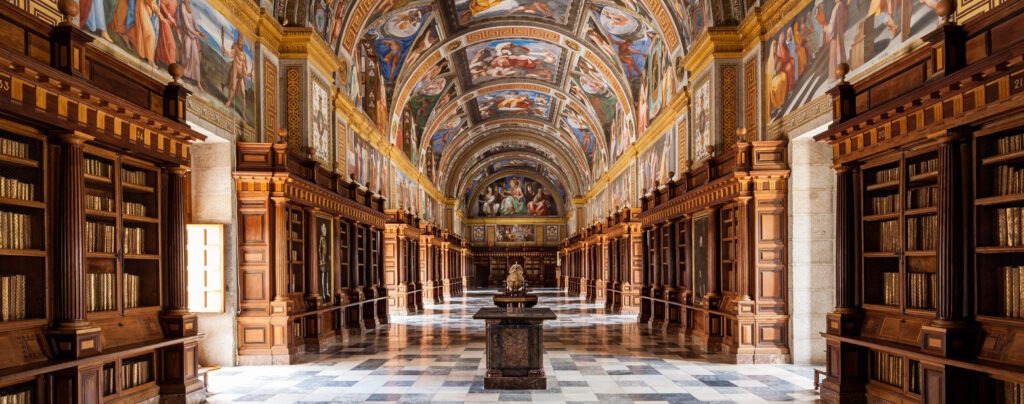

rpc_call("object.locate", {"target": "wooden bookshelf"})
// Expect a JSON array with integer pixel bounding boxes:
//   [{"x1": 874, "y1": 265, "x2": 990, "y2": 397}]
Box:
[
  {"x1": 0, "y1": 130, "x2": 45, "y2": 325},
  {"x1": 816, "y1": 4, "x2": 1024, "y2": 400},
  {"x1": 83, "y1": 149, "x2": 162, "y2": 316},
  {"x1": 0, "y1": 5, "x2": 205, "y2": 401},
  {"x1": 859, "y1": 152, "x2": 938, "y2": 313}
]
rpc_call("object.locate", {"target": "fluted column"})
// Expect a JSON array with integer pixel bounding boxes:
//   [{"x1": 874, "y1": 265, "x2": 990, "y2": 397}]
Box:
[
  {"x1": 921, "y1": 132, "x2": 973, "y2": 358},
  {"x1": 48, "y1": 131, "x2": 102, "y2": 358},
  {"x1": 160, "y1": 165, "x2": 198, "y2": 337}
]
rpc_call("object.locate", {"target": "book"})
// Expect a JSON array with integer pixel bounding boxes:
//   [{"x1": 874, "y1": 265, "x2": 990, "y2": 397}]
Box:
[
  {"x1": 121, "y1": 168, "x2": 148, "y2": 187},
  {"x1": 995, "y1": 207, "x2": 1024, "y2": 247},
  {"x1": 882, "y1": 272, "x2": 899, "y2": 306},
  {"x1": 0, "y1": 211, "x2": 31, "y2": 250},
  {"x1": 84, "y1": 158, "x2": 112, "y2": 178},
  {"x1": 0, "y1": 138, "x2": 30, "y2": 159}
]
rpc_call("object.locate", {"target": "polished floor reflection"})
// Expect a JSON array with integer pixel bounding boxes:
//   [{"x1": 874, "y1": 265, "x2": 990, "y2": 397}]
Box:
[{"x1": 207, "y1": 290, "x2": 821, "y2": 403}]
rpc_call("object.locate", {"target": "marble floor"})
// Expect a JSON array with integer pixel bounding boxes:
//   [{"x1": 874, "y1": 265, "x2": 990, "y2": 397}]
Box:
[{"x1": 206, "y1": 289, "x2": 822, "y2": 403}]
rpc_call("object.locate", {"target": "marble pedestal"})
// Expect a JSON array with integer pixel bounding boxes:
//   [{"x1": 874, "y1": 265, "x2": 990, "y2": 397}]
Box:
[{"x1": 472, "y1": 307, "x2": 557, "y2": 390}]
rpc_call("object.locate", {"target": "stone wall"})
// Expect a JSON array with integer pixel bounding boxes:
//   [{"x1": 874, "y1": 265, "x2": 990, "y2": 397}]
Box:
[{"x1": 787, "y1": 133, "x2": 836, "y2": 364}]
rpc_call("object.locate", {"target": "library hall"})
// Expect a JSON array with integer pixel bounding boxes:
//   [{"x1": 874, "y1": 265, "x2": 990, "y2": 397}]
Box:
[{"x1": 0, "y1": 0, "x2": 1021, "y2": 402}]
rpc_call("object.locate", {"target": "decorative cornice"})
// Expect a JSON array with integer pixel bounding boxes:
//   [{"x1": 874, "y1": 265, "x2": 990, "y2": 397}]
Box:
[{"x1": 279, "y1": 27, "x2": 340, "y2": 78}]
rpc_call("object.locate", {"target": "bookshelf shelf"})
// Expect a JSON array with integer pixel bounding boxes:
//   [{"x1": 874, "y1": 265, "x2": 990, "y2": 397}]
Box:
[
  {"x1": 905, "y1": 207, "x2": 937, "y2": 217},
  {"x1": 976, "y1": 194, "x2": 1024, "y2": 206},
  {"x1": 908, "y1": 172, "x2": 938, "y2": 185},
  {"x1": 86, "y1": 209, "x2": 118, "y2": 218},
  {"x1": 0, "y1": 249, "x2": 46, "y2": 257},
  {"x1": 866, "y1": 180, "x2": 900, "y2": 192},
  {"x1": 0, "y1": 198, "x2": 43, "y2": 209},
  {"x1": 123, "y1": 215, "x2": 159, "y2": 224},
  {"x1": 977, "y1": 246, "x2": 1024, "y2": 254},
  {"x1": 981, "y1": 148, "x2": 1024, "y2": 166},
  {"x1": 84, "y1": 173, "x2": 113, "y2": 184},
  {"x1": 124, "y1": 254, "x2": 160, "y2": 260},
  {"x1": 864, "y1": 213, "x2": 900, "y2": 222},
  {"x1": 864, "y1": 252, "x2": 900, "y2": 258},
  {"x1": 0, "y1": 154, "x2": 38, "y2": 169},
  {"x1": 121, "y1": 183, "x2": 154, "y2": 194}
]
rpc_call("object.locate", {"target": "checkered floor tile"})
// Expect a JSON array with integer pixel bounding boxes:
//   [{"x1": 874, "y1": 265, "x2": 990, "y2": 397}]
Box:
[{"x1": 206, "y1": 289, "x2": 822, "y2": 403}]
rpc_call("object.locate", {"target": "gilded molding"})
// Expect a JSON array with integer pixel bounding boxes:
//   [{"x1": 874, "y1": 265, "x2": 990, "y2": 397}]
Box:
[{"x1": 279, "y1": 27, "x2": 340, "y2": 78}]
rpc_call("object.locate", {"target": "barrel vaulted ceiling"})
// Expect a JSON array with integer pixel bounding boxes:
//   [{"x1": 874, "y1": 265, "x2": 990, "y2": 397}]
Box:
[{"x1": 285, "y1": 0, "x2": 746, "y2": 214}]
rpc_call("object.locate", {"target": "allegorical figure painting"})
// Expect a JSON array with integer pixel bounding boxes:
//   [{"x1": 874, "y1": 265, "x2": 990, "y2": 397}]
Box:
[
  {"x1": 452, "y1": 0, "x2": 570, "y2": 25},
  {"x1": 496, "y1": 225, "x2": 536, "y2": 243},
  {"x1": 767, "y1": 0, "x2": 940, "y2": 120},
  {"x1": 559, "y1": 107, "x2": 596, "y2": 166},
  {"x1": 466, "y1": 39, "x2": 562, "y2": 86},
  {"x1": 365, "y1": 6, "x2": 433, "y2": 83},
  {"x1": 475, "y1": 90, "x2": 551, "y2": 121},
  {"x1": 348, "y1": 134, "x2": 390, "y2": 195},
  {"x1": 639, "y1": 128, "x2": 677, "y2": 193},
  {"x1": 570, "y1": 58, "x2": 619, "y2": 141},
  {"x1": 473, "y1": 176, "x2": 558, "y2": 217},
  {"x1": 80, "y1": 0, "x2": 256, "y2": 124},
  {"x1": 610, "y1": 166, "x2": 633, "y2": 210}
]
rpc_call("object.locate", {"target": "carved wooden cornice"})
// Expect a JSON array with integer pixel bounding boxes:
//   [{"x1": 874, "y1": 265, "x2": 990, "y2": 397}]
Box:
[
  {"x1": 235, "y1": 173, "x2": 387, "y2": 227},
  {"x1": 816, "y1": 15, "x2": 1024, "y2": 163},
  {"x1": 0, "y1": 48, "x2": 202, "y2": 165}
]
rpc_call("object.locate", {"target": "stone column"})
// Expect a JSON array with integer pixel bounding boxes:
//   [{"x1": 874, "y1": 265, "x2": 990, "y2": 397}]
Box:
[{"x1": 48, "y1": 131, "x2": 102, "y2": 359}]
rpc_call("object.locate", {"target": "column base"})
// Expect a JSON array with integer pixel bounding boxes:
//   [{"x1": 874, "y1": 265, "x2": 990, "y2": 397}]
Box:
[
  {"x1": 826, "y1": 309, "x2": 863, "y2": 336},
  {"x1": 47, "y1": 325, "x2": 103, "y2": 359},
  {"x1": 160, "y1": 310, "x2": 199, "y2": 337},
  {"x1": 921, "y1": 321, "x2": 976, "y2": 359}
]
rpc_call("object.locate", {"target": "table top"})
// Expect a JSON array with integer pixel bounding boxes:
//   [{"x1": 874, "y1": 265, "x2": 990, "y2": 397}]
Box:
[{"x1": 472, "y1": 307, "x2": 557, "y2": 321}]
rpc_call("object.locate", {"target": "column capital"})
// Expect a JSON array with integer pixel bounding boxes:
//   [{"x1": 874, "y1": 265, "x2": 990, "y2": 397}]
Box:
[
  {"x1": 162, "y1": 164, "x2": 191, "y2": 175},
  {"x1": 52, "y1": 130, "x2": 94, "y2": 145}
]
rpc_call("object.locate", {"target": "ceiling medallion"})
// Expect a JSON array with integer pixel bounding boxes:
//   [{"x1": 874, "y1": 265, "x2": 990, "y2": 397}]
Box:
[
  {"x1": 446, "y1": 40, "x2": 463, "y2": 52},
  {"x1": 565, "y1": 40, "x2": 580, "y2": 51}
]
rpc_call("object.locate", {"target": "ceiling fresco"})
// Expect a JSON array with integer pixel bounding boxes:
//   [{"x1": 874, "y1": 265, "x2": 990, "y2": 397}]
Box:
[{"x1": 272, "y1": 0, "x2": 737, "y2": 213}]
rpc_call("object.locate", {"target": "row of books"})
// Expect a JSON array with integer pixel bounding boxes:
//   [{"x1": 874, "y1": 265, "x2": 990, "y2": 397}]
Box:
[
  {"x1": 907, "y1": 215, "x2": 937, "y2": 251},
  {"x1": 997, "y1": 133, "x2": 1024, "y2": 155},
  {"x1": 874, "y1": 220, "x2": 900, "y2": 252},
  {"x1": 873, "y1": 166, "x2": 900, "y2": 184},
  {"x1": 870, "y1": 350, "x2": 904, "y2": 388},
  {"x1": 995, "y1": 165, "x2": 1024, "y2": 196},
  {"x1": 882, "y1": 272, "x2": 900, "y2": 306},
  {"x1": 870, "y1": 194, "x2": 899, "y2": 215},
  {"x1": 86, "y1": 221, "x2": 116, "y2": 253},
  {"x1": 103, "y1": 366, "x2": 116, "y2": 395},
  {"x1": 87, "y1": 273, "x2": 142, "y2": 311},
  {"x1": 85, "y1": 158, "x2": 112, "y2": 178},
  {"x1": 0, "y1": 389, "x2": 31, "y2": 404},
  {"x1": 995, "y1": 207, "x2": 1024, "y2": 247},
  {"x1": 121, "y1": 359, "x2": 152, "y2": 390},
  {"x1": 0, "y1": 176, "x2": 34, "y2": 202},
  {"x1": 86, "y1": 194, "x2": 114, "y2": 212},
  {"x1": 0, "y1": 275, "x2": 26, "y2": 321},
  {"x1": 0, "y1": 138, "x2": 29, "y2": 160},
  {"x1": 124, "y1": 227, "x2": 146, "y2": 255},
  {"x1": 907, "y1": 186, "x2": 938, "y2": 209},
  {"x1": 908, "y1": 158, "x2": 938, "y2": 177},
  {"x1": 1002, "y1": 266, "x2": 1024, "y2": 319},
  {"x1": 907, "y1": 272, "x2": 935, "y2": 309},
  {"x1": 0, "y1": 211, "x2": 32, "y2": 250},
  {"x1": 1006, "y1": 382, "x2": 1024, "y2": 404},
  {"x1": 124, "y1": 201, "x2": 147, "y2": 217},
  {"x1": 121, "y1": 168, "x2": 147, "y2": 187}
]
